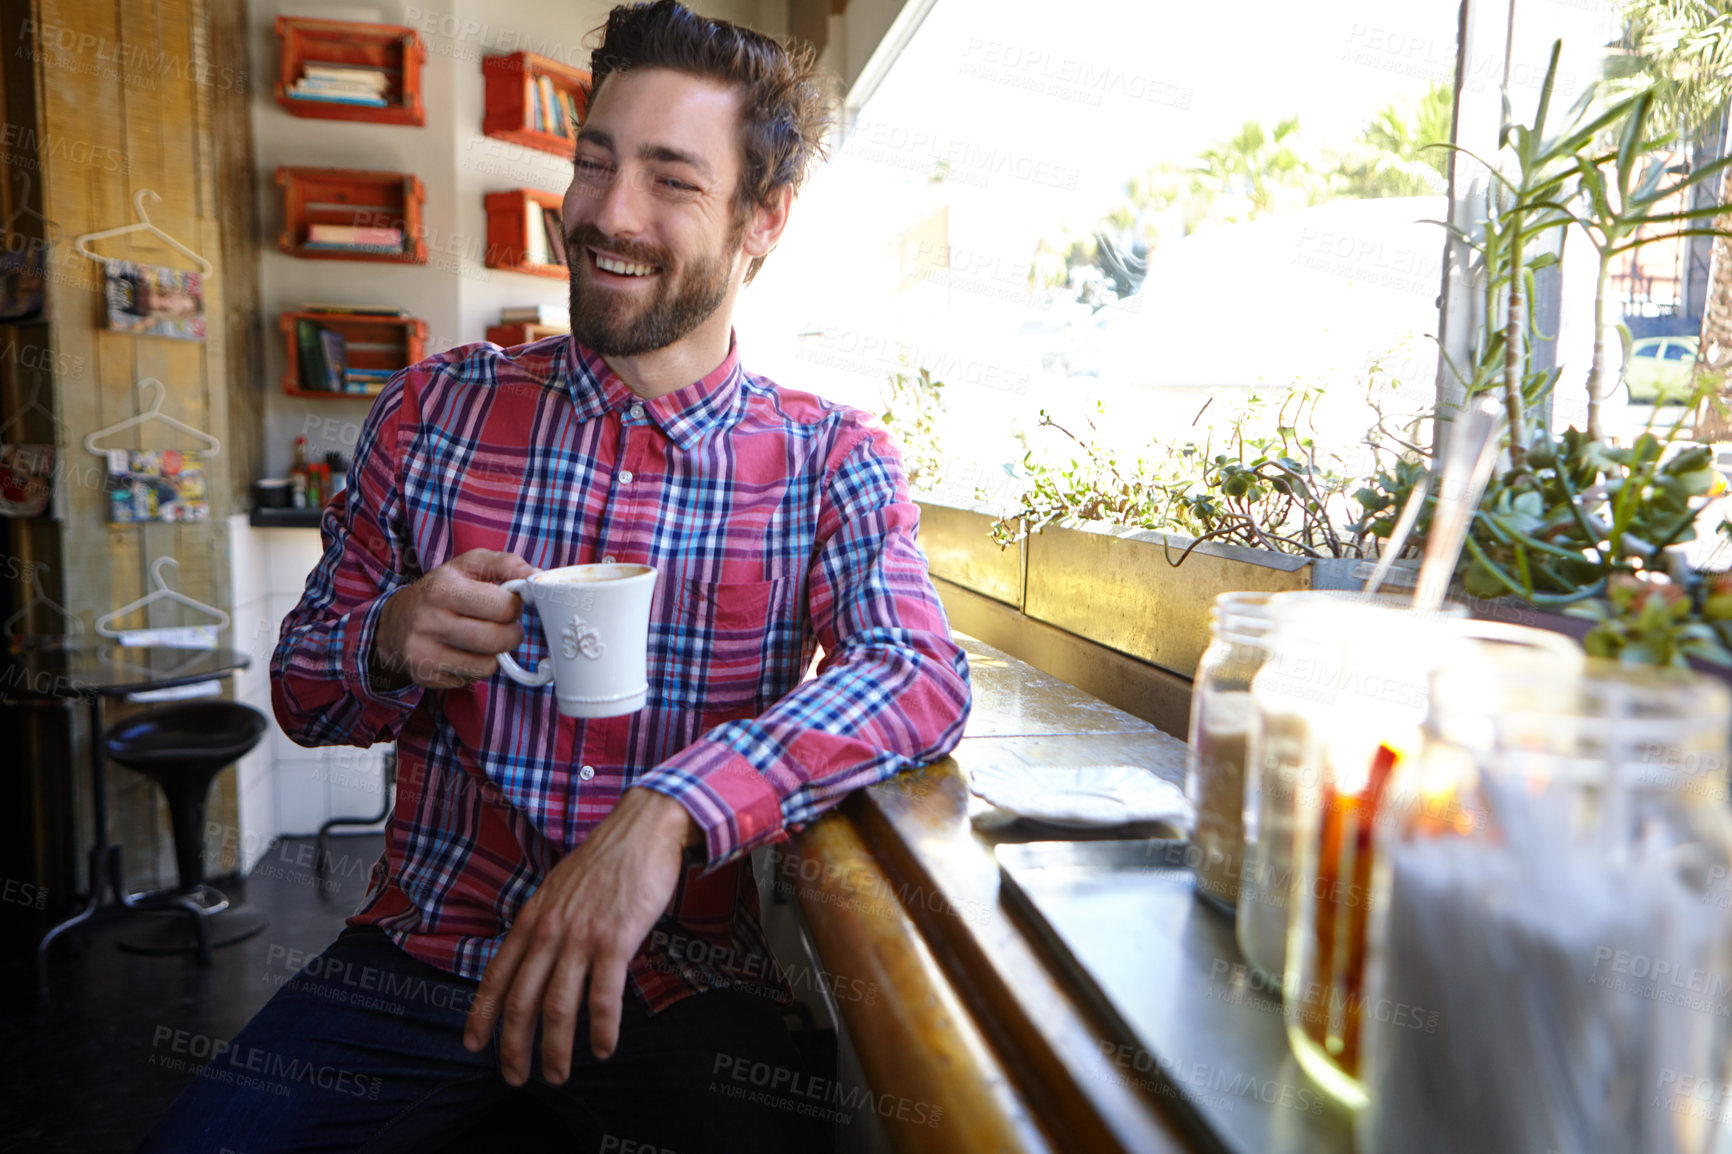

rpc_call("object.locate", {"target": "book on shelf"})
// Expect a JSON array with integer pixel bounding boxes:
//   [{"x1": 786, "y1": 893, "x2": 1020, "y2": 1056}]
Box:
[
  {"x1": 304, "y1": 224, "x2": 406, "y2": 253},
  {"x1": 298, "y1": 303, "x2": 409, "y2": 316},
  {"x1": 287, "y1": 87, "x2": 389, "y2": 108},
  {"x1": 559, "y1": 89, "x2": 581, "y2": 133},
  {"x1": 294, "y1": 76, "x2": 386, "y2": 94},
  {"x1": 296, "y1": 319, "x2": 327, "y2": 391},
  {"x1": 542, "y1": 209, "x2": 567, "y2": 266},
  {"x1": 302, "y1": 242, "x2": 406, "y2": 254},
  {"x1": 525, "y1": 209, "x2": 550, "y2": 266},
  {"x1": 537, "y1": 75, "x2": 561, "y2": 135},
  {"x1": 499, "y1": 304, "x2": 570, "y2": 325},
  {"x1": 317, "y1": 328, "x2": 348, "y2": 391},
  {"x1": 343, "y1": 369, "x2": 393, "y2": 396},
  {"x1": 302, "y1": 64, "x2": 389, "y2": 88}
]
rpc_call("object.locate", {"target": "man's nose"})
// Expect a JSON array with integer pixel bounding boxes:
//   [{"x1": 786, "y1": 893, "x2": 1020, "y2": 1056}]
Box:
[{"x1": 589, "y1": 170, "x2": 647, "y2": 241}]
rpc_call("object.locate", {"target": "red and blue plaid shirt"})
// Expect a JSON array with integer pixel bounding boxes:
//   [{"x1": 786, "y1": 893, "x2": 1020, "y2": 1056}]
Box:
[{"x1": 271, "y1": 333, "x2": 971, "y2": 1012}]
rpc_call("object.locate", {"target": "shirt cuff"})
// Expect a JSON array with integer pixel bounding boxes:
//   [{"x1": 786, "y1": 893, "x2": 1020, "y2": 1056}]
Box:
[
  {"x1": 342, "y1": 588, "x2": 424, "y2": 712},
  {"x1": 635, "y1": 741, "x2": 785, "y2": 871}
]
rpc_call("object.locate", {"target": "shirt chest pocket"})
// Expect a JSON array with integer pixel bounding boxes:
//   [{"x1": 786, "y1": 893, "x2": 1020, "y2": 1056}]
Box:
[{"x1": 657, "y1": 575, "x2": 799, "y2": 710}]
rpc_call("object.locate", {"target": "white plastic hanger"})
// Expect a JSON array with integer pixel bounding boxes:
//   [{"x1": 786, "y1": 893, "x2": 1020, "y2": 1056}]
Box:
[
  {"x1": 2, "y1": 171, "x2": 60, "y2": 245},
  {"x1": 2, "y1": 562, "x2": 83, "y2": 639},
  {"x1": 74, "y1": 188, "x2": 213, "y2": 276},
  {"x1": 95, "y1": 556, "x2": 229, "y2": 638},
  {"x1": 83, "y1": 378, "x2": 221, "y2": 458},
  {"x1": 0, "y1": 370, "x2": 62, "y2": 441}
]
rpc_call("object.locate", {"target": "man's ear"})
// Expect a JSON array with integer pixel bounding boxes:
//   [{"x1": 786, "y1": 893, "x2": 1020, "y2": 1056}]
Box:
[{"x1": 739, "y1": 185, "x2": 793, "y2": 259}]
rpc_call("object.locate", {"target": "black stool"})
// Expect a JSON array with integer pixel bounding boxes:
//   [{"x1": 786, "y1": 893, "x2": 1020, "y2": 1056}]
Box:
[
  {"x1": 102, "y1": 700, "x2": 270, "y2": 963},
  {"x1": 315, "y1": 745, "x2": 396, "y2": 890}
]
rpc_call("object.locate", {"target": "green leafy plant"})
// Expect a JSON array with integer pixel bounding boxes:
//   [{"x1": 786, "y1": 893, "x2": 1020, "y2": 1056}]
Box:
[
  {"x1": 989, "y1": 39, "x2": 1732, "y2": 668},
  {"x1": 1437, "y1": 42, "x2": 1732, "y2": 455},
  {"x1": 878, "y1": 366, "x2": 947, "y2": 492},
  {"x1": 1572, "y1": 573, "x2": 1732, "y2": 666},
  {"x1": 990, "y1": 382, "x2": 1407, "y2": 564}
]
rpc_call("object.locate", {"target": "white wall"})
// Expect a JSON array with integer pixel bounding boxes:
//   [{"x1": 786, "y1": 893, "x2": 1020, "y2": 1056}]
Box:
[
  {"x1": 227, "y1": 516, "x2": 392, "y2": 869},
  {"x1": 238, "y1": 0, "x2": 795, "y2": 864},
  {"x1": 251, "y1": 0, "x2": 781, "y2": 477}
]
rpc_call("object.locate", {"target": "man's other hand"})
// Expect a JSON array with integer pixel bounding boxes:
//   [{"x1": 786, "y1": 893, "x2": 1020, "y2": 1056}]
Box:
[
  {"x1": 462, "y1": 788, "x2": 701, "y2": 1084},
  {"x1": 371, "y1": 549, "x2": 536, "y2": 691}
]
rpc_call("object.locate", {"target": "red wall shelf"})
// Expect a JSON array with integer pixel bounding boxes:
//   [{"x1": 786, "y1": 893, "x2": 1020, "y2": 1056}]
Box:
[
  {"x1": 482, "y1": 52, "x2": 592, "y2": 157},
  {"x1": 484, "y1": 189, "x2": 567, "y2": 280},
  {"x1": 277, "y1": 167, "x2": 427, "y2": 264},
  {"x1": 275, "y1": 17, "x2": 426, "y2": 127},
  {"x1": 278, "y1": 311, "x2": 427, "y2": 398},
  {"x1": 486, "y1": 323, "x2": 569, "y2": 347}
]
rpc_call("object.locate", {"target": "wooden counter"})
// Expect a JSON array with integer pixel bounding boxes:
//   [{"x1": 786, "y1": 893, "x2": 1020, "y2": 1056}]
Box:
[{"x1": 786, "y1": 635, "x2": 1216, "y2": 1153}]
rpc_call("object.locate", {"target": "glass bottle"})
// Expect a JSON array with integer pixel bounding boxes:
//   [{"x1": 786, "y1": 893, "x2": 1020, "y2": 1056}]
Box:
[
  {"x1": 1238, "y1": 594, "x2": 1464, "y2": 988},
  {"x1": 1185, "y1": 591, "x2": 1273, "y2": 913},
  {"x1": 1358, "y1": 659, "x2": 1732, "y2": 1154},
  {"x1": 1282, "y1": 618, "x2": 1579, "y2": 1110}
]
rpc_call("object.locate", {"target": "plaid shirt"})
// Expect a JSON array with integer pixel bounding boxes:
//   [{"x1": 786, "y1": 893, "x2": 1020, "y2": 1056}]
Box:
[{"x1": 271, "y1": 334, "x2": 970, "y2": 1013}]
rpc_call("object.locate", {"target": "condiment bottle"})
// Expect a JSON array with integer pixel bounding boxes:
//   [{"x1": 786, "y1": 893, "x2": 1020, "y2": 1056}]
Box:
[
  {"x1": 1184, "y1": 591, "x2": 1273, "y2": 912},
  {"x1": 1239, "y1": 594, "x2": 1465, "y2": 988},
  {"x1": 289, "y1": 435, "x2": 309, "y2": 506},
  {"x1": 1283, "y1": 618, "x2": 1576, "y2": 1111}
]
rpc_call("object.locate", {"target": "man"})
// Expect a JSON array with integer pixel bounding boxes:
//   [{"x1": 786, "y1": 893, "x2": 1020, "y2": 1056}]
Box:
[{"x1": 137, "y1": 3, "x2": 970, "y2": 1150}]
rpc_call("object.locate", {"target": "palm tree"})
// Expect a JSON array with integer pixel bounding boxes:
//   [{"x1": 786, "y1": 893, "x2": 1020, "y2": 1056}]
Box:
[{"x1": 1335, "y1": 83, "x2": 1455, "y2": 199}]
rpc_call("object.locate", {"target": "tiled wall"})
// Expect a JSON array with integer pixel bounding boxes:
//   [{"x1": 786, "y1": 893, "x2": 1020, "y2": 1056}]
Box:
[{"x1": 227, "y1": 516, "x2": 388, "y2": 875}]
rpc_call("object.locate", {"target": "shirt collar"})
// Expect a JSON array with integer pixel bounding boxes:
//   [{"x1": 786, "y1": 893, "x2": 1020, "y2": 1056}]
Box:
[{"x1": 560, "y1": 333, "x2": 744, "y2": 451}]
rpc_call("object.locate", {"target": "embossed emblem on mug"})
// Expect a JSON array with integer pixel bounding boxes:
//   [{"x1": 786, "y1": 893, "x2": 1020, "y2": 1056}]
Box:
[{"x1": 560, "y1": 618, "x2": 606, "y2": 661}]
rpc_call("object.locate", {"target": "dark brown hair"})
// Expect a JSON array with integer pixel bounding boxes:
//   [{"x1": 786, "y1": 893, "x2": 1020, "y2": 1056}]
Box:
[{"x1": 588, "y1": 0, "x2": 830, "y2": 282}]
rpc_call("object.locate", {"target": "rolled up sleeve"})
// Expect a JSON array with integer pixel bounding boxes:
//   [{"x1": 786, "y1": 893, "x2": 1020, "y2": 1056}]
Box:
[
  {"x1": 270, "y1": 375, "x2": 425, "y2": 747},
  {"x1": 636, "y1": 424, "x2": 972, "y2": 869}
]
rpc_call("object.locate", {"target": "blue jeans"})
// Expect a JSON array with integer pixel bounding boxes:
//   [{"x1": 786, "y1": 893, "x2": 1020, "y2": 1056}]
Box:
[{"x1": 136, "y1": 926, "x2": 825, "y2": 1153}]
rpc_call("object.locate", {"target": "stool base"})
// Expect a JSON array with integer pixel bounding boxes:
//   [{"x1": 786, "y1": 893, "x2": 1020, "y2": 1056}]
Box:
[{"x1": 118, "y1": 902, "x2": 270, "y2": 956}]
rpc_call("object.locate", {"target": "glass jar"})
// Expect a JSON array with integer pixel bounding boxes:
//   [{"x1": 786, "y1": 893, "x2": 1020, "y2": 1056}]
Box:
[
  {"x1": 1282, "y1": 619, "x2": 1581, "y2": 1111},
  {"x1": 1238, "y1": 593, "x2": 1463, "y2": 988},
  {"x1": 1185, "y1": 592, "x2": 1273, "y2": 913},
  {"x1": 1358, "y1": 659, "x2": 1732, "y2": 1154}
]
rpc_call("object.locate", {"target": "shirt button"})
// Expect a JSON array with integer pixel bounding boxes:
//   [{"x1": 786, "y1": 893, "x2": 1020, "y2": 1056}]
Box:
[
  {"x1": 579, "y1": 765, "x2": 595, "y2": 781},
  {"x1": 618, "y1": 469, "x2": 634, "y2": 484},
  {"x1": 602, "y1": 554, "x2": 617, "y2": 563},
  {"x1": 629, "y1": 403, "x2": 646, "y2": 420}
]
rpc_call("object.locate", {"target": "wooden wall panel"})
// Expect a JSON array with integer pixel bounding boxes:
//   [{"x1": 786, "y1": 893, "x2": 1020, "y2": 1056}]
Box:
[
  {"x1": 0, "y1": 0, "x2": 78, "y2": 956},
  {"x1": 21, "y1": 0, "x2": 259, "y2": 892}
]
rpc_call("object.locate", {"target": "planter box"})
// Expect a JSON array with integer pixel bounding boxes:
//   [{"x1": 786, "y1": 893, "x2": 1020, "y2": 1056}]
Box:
[
  {"x1": 918, "y1": 501, "x2": 1312, "y2": 680},
  {"x1": 917, "y1": 500, "x2": 1618, "y2": 681},
  {"x1": 919, "y1": 504, "x2": 1023, "y2": 608},
  {"x1": 1025, "y1": 522, "x2": 1310, "y2": 679}
]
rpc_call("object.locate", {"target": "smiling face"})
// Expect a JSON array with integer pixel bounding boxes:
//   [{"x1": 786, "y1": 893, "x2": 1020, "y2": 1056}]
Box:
[{"x1": 562, "y1": 67, "x2": 760, "y2": 360}]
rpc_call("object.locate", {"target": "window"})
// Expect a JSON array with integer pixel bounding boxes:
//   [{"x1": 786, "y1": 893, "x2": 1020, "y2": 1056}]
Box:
[{"x1": 741, "y1": 0, "x2": 1463, "y2": 512}]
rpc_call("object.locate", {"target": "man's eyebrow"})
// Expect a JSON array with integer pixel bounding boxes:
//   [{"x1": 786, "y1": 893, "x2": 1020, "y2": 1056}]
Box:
[
  {"x1": 574, "y1": 129, "x2": 716, "y2": 182},
  {"x1": 639, "y1": 143, "x2": 715, "y2": 180}
]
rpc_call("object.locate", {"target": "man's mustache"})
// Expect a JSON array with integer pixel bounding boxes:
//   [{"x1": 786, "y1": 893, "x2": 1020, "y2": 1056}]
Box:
[{"x1": 567, "y1": 225, "x2": 670, "y2": 270}]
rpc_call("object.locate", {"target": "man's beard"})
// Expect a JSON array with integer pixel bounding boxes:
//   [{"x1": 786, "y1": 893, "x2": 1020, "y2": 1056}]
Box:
[{"x1": 567, "y1": 220, "x2": 741, "y2": 358}]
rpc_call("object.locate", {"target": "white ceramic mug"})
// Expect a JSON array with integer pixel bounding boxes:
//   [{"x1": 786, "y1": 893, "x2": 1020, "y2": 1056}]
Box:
[{"x1": 496, "y1": 562, "x2": 659, "y2": 718}]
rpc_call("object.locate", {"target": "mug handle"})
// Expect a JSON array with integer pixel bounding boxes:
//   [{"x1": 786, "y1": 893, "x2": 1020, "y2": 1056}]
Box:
[{"x1": 495, "y1": 577, "x2": 554, "y2": 687}]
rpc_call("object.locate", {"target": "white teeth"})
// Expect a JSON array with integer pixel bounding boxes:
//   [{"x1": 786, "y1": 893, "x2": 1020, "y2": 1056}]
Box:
[{"x1": 594, "y1": 253, "x2": 655, "y2": 276}]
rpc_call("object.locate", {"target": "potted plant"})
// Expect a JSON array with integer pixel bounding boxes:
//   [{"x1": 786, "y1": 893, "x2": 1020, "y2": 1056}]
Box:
[{"x1": 921, "y1": 41, "x2": 1732, "y2": 677}]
